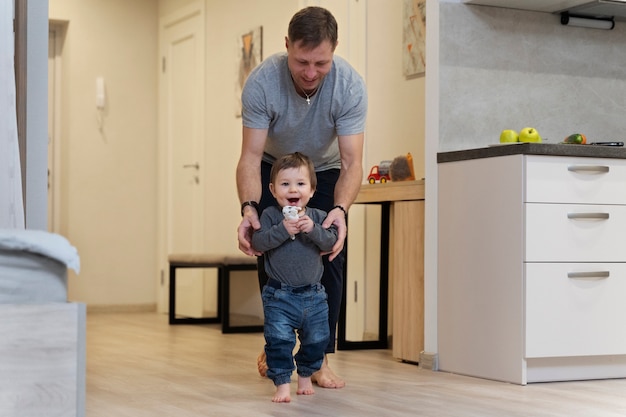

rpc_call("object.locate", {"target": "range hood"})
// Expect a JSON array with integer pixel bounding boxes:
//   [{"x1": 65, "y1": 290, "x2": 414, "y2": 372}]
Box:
[{"x1": 562, "y1": 0, "x2": 626, "y2": 20}]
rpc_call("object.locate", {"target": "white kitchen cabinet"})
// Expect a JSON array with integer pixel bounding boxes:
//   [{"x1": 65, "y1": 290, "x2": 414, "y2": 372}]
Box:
[
  {"x1": 438, "y1": 151, "x2": 626, "y2": 385},
  {"x1": 526, "y1": 156, "x2": 626, "y2": 204},
  {"x1": 526, "y1": 263, "x2": 626, "y2": 358},
  {"x1": 525, "y1": 204, "x2": 626, "y2": 261},
  {"x1": 462, "y1": 0, "x2": 626, "y2": 22},
  {"x1": 462, "y1": 0, "x2": 615, "y2": 14}
]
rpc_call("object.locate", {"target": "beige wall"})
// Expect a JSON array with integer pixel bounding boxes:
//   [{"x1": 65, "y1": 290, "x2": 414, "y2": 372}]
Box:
[
  {"x1": 200, "y1": 0, "x2": 299, "y2": 256},
  {"x1": 49, "y1": 0, "x2": 159, "y2": 308},
  {"x1": 366, "y1": 0, "x2": 425, "y2": 179},
  {"x1": 49, "y1": 0, "x2": 425, "y2": 308}
]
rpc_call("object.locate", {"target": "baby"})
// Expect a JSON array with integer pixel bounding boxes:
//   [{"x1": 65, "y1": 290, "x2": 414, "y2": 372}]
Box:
[{"x1": 251, "y1": 152, "x2": 338, "y2": 402}]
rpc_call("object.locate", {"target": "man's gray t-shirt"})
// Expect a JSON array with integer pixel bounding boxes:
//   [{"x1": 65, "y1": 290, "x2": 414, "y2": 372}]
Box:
[
  {"x1": 251, "y1": 206, "x2": 338, "y2": 287},
  {"x1": 241, "y1": 53, "x2": 367, "y2": 171}
]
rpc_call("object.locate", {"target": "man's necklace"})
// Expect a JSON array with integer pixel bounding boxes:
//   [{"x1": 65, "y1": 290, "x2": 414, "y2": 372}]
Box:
[
  {"x1": 303, "y1": 89, "x2": 317, "y2": 105},
  {"x1": 291, "y1": 74, "x2": 319, "y2": 105}
]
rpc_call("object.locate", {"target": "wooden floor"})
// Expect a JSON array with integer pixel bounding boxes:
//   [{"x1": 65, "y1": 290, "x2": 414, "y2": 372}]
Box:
[{"x1": 86, "y1": 312, "x2": 626, "y2": 417}]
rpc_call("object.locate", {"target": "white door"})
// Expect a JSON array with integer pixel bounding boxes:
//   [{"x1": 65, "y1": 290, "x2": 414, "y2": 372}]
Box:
[{"x1": 157, "y1": 1, "x2": 210, "y2": 316}]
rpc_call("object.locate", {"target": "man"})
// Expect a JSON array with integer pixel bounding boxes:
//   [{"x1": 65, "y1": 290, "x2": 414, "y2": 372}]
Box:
[{"x1": 236, "y1": 6, "x2": 367, "y2": 389}]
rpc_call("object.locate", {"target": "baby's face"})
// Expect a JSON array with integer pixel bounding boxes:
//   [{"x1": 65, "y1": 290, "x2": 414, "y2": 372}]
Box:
[{"x1": 270, "y1": 166, "x2": 314, "y2": 209}]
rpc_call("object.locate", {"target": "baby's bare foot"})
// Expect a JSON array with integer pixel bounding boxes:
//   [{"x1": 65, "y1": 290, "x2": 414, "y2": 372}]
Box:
[
  {"x1": 297, "y1": 376, "x2": 315, "y2": 396},
  {"x1": 272, "y1": 383, "x2": 291, "y2": 403}
]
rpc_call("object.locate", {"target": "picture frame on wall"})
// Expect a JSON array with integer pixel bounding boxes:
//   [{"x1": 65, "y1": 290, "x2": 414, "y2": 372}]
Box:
[
  {"x1": 235, "y1": 26, "x2": 263, "y2": 117},
  {"x1": 403, "y1": 0, "x2": 426, "y2": 77}
]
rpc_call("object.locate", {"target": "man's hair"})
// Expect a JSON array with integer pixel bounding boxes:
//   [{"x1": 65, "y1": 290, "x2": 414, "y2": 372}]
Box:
[
  {"x1": 270, "y1": 152, "x2": 317, "y2": 190},
  {"x1": 288, "y1": 6, "x2": 338, "y2": 51}
]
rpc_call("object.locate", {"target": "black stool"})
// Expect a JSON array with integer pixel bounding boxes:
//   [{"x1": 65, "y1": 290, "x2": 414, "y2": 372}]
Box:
[{"x1": 168, "y1": 254, "x2": 262, "y2": 333}]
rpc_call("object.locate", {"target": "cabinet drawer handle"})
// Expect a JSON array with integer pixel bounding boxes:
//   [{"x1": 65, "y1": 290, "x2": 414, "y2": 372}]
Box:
[
  {"x1": 568, "y1": 271, "x2": 610, "y2": 279},
  {"x1": 567, "y1": 212, "x2": 609, "y2": 220},
  {"x1": 567, "y1": 165, "x2": 610, "y2": 174}
]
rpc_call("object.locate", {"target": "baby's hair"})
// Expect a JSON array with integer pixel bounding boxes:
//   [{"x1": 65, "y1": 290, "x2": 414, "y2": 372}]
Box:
[{"x1": 270, "y1": 152, "x2": 317, "y2": 189}]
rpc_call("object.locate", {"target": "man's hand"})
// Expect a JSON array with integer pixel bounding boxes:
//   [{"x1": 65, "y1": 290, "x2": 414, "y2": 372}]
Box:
[
  {"x1": 236, "y1": 127, "x2": 267, "y2": 256},
  {"x1": 322, "y1": 207, "x2": 346, "y2": 261},
  {"x1": 238, "y1": 209, "x2": 262, "y2": 256}
]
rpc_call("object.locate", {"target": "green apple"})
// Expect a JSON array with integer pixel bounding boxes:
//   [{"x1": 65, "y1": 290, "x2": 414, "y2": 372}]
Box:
[
  {"x1": 499, "y1": 129, "x2": 519, "y2": 143},
  {"x1": 519, "y1": 127, "x2": 542, "y2": 143}
]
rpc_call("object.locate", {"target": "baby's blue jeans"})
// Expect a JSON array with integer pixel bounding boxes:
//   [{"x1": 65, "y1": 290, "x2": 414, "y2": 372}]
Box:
[{"x1": 262, "y1": 279, "x2": 329, "y2": 386}]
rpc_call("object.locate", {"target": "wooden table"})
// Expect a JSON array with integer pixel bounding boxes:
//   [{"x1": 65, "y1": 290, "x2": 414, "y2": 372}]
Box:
[{"x1": 337, "y1": 180, "x2": 425, "y2": 362}]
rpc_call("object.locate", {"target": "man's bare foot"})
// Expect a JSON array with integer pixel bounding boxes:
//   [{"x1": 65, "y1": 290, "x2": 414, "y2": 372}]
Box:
[
  {"x1": 311, "y1": 355, "x2": 345, "y2": 388},
  {"x1": 297, "y1": 376, "x2": 315, "y2": 396},
  {"x1": 257, "y1": 351, "x2": 268, "y2": 377},
  {"x1": 272, "y1": 383, "x2": 291, "y2": 403}
]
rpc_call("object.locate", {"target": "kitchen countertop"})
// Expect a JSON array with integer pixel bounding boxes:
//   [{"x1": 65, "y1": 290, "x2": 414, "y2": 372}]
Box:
[{"x1": 437, "y1": 143, "x2": 626, "y2": 163}]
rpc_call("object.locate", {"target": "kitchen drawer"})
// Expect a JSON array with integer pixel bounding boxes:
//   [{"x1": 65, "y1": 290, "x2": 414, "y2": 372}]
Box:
[
  {"x1": 525, "y1": 263, "x2": 626, "y2": 358},
  {"x1": 526, "y1": 155, "x2": 626, "y2": 205},
  {"x1": 525, "y1": 203, "x2": 626, "y2": 262}
]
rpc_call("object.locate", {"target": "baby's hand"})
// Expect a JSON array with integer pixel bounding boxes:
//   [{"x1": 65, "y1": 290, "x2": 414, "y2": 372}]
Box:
[
  {"x1": 297, "y1": 215, "x2": 314, "y2": 234},
  {"x1": 282, "y1": 206, "x2": 301, "y2": 240}
]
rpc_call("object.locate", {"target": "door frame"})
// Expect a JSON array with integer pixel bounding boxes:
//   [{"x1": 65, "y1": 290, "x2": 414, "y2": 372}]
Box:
[{"x1": 47, "y1": 21, "x2": 67, "y2": 233}]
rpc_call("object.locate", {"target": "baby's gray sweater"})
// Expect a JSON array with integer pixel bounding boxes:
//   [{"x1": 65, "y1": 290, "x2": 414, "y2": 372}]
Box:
[{"x1": 252, "y1": 205, "x2": 338, "y2": 287}]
